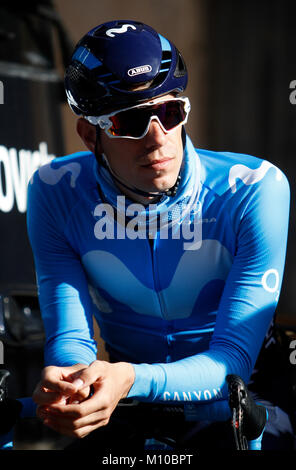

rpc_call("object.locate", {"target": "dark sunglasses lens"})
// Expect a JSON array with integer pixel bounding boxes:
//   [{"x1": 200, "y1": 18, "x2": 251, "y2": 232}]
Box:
[
  {"x1": 109, "y1": 100, "x2": 186, "y2": 137},
  {"x1": 156, "y1": 101, "x2": 186, "y2": 131},
  {"x1": 109, "y1": 108, "x2": 149, "y2": 137}
]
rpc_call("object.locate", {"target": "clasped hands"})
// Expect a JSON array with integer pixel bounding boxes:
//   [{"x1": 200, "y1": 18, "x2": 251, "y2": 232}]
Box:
[{"x1": 33, "y1": 360, "x2": 135, "y2": 438}]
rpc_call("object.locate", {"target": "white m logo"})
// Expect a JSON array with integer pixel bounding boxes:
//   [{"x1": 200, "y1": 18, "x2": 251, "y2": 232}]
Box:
[{"x1": 106, "y1": 24, "x2": 137, "y2": 38}]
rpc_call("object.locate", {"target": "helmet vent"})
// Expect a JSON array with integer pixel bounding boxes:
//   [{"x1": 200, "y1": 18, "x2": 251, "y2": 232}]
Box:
[
  {"x1": 162, "y1": 50, "x2": 172, "y2": 61},
  {"x1": 67, "y1": 63, "x2": 86, "y2": 83},
  {"x1": 174, "y1": 52, "x2": 187, "y2": 78},
  {"x1": 96, "y1": 66, "x2": 121, "y2": 87}
]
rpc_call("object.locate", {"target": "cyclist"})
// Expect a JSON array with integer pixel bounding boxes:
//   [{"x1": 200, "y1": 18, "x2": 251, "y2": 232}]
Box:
[{"x1": 27, "y1": 20, "x2": 293, "y2": 450}]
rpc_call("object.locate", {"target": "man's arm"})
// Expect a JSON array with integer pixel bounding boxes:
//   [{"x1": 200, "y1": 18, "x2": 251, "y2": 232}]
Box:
[
  {"x1": 125, "y1": 164, "x2": 290, "y2": 419},
  {"x1": 27, "y1": 167, "x2": 98, "y2": 367},
  {"x1": 27, "y1": 167, "x2": 135, "y2": 437}
]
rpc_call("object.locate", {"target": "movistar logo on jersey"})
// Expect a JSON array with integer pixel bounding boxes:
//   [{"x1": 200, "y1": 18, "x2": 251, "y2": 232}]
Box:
[{"x1": 128, "y1": 65, "x2": 152, "y2": 77}]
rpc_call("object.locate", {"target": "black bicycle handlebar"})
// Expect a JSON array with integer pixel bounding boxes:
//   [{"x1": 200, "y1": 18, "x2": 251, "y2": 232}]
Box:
[
  {"x1": 226, "y1": 374, "x2": 267, "y2": 450},
  {"x1": 0, "y1": 369, "x2": 267, "y2": 450},
  {"x1": 0, "y1": 369, "x2": 23, "y2": 435}
]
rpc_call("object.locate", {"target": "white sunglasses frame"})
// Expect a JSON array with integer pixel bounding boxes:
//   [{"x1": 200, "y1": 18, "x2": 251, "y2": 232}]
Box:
[{"x1": 85, "y1": 96, "x2": 191, "y2": 140}]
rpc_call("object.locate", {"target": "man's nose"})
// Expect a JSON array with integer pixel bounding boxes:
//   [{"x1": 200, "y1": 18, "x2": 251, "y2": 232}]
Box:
[{"x1": 144, "y1": 118, "x2": 167, "y2": 148}]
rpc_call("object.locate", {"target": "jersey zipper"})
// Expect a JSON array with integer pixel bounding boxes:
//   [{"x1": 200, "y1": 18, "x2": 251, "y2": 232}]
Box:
[
  {"x1": 147, "y1": 232, "x2": 172, "y2": 362},
  {"x1": 147, "y1": 233, "x2": 166, "y2": 316}
]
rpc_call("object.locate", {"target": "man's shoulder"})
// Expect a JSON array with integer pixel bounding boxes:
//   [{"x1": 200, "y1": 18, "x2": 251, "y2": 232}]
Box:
[
  {"x1": 196, "y1": 147, "x2": 287, "y2": 198},
  {"x1": 29, "y1": 150, "x2": 96, "y2": 194},
  {"x1": 197, "y1": 147, "x2": 263, "y2": 167}
]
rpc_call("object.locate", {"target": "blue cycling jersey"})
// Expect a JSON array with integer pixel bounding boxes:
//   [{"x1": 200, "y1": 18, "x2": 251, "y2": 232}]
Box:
[{"x1": 27, "y1": 135, "x2": 290, "y2": 422}]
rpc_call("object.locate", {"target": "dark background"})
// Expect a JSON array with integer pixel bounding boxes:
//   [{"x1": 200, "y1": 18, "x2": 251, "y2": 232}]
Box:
[
  {"x1": 0, "y1": 0, "x2": 295, "y2": 450},
  {"x1": 205, "y1": 0, "x2": 296, "y2": 325}
]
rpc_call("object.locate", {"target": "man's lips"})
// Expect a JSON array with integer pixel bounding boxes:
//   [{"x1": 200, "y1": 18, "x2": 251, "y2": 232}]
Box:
[{"x1": 141, "y1": 158, "x2": 174, "y2": 170}]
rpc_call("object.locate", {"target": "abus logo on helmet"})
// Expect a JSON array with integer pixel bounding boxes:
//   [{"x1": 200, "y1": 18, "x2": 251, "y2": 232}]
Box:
[{"x1": 128, "y1": 65, "x2": 152, "y2": 77}]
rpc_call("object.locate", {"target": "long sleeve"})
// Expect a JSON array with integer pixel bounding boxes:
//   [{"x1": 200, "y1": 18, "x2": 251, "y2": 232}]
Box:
[
  {"x1": 127, "y1": 165, "x2": 290, "y2": 421},
  {"x1": 27, "y1": 168, "x2": 97, "y2": 367}
]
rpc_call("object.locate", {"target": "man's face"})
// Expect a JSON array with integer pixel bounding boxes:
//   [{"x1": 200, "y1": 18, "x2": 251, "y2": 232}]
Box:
[{"x1": 96, "y1": 94, "x2": 184, "y2": 200}]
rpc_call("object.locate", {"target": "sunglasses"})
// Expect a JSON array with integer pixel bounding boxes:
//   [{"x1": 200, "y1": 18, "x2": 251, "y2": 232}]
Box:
[{"x1": 85, "y1": 96, "x2": 191, "y2": 139}]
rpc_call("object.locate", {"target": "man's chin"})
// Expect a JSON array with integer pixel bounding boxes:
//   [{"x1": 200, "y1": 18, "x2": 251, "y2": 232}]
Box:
[{"x1": 144, "y1": 174, "x2": 178, "y2": 192}]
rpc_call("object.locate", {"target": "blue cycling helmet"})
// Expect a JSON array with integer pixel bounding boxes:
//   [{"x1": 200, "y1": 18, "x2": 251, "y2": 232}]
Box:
[{"x1": 64, "y1": 20, "x2": 188, "y2": 117}]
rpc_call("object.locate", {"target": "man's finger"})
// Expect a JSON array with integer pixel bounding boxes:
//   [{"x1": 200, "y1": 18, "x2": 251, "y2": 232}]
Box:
[
  {"x1": 40, "y1": 364, "x2": 89, "y2": 395},
  {"x1": 42, "y1": 408, "x2": 109, "y2": 438},
  {"x1": 41, "y1": 378, "x2": 77, "y2": 395},
  {"x1": 70, "y1": 360, "x2": 107, "y2": 389},
  {"x1": 67, "y1": 386, "x2": 91, "y2": 404},
  {"x1": 33, "y1": 388, "x2": 64, "y2": 406},
  {"x1": 43, "y1": 415, "x2": 107, "y2": 438}
]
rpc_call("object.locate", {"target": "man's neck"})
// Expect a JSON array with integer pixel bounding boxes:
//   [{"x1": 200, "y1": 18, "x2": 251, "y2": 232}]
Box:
[{"x1": 115, "y1": 181, "x2": 161, "y2": 206}]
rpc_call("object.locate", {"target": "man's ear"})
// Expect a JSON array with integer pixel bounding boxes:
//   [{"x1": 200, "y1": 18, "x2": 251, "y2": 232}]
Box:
[{"x1": 76, "y1": 118, "x2": 99, "y2": 154}]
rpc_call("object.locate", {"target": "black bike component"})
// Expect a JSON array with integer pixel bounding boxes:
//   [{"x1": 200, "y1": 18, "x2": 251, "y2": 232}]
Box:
[
  {"x1": 226, "y1": 374, "x2": 267, "y2": 450},
  {"x1": 0, "y1": 369, "x2": 23, "y2": 434},
  {"x1": 113, "y1": 400, "x2": 185, "y2": 448},
  {"x1": 0, "y1": 369, "x2": 10, "y2": 401}
]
